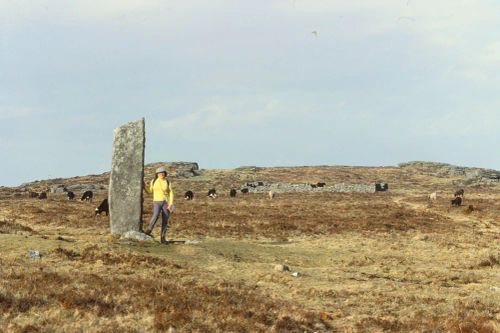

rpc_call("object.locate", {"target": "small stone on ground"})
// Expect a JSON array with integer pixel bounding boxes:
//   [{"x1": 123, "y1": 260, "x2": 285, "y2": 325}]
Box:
[
  {"x1": 274, "y1": 264, "x2": 290, "y2": 272},
  {"x1": 122, "y1": 230, "x2": 154, "y2": 242}
]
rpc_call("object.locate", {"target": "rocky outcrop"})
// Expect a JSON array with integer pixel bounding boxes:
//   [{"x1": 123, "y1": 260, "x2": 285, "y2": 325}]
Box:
[
  {"x1": 144, "y1": 162, "x2": 201, "y2": 178},
  {"x1": 48, "y1": 184, "x2": 67, "y2": 193},
  {"x1": 399, "y1": 161, "x2": 500, "y2": 185},
  {"x1": 398, "y1": 161, "x2": 467, "y2": 176},
  {"x1": 468, "y1": 169, "x2": 500, "y2": 180},
  {"x1": 171, "y1": 162, "x2": 201, "y2": 178},
  {"x1": 234, "y1": 166, "x2": 264, "y2": 172}
]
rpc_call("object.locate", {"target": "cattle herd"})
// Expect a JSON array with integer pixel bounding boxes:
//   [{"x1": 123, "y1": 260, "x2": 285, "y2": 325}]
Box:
[
  {"x1": 21, "y1": 182, "x2": 470, "y2": 222},
  {"x1": 428, "y1": 188, "x2": 467, "y2": 207},
  {"x1": 22, "y1": 187, "x2": 109, "y2": 218},
  {"x1": 22, "y1": 183, "x2": 279, "y2": 221},
  {"x1": 184, "y1": 187, "x2": 276, "y2": 201}
]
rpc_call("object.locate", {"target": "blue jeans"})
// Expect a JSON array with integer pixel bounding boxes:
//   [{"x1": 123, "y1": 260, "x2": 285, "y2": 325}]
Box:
[{"x1": 148, "y1": 201, "x2": 170, "y2": 239}]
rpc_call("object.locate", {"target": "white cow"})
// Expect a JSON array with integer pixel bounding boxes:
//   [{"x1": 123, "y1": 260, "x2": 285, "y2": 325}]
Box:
[{"x1": 428, "y1": 192, "x2": 437, "y2": 201}]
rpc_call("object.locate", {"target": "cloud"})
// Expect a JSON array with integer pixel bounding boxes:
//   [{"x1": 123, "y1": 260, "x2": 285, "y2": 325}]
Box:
[
  {"x1": 0, "y1": 0, "x2": 231, "y2": 24},
  {"x1": 0, "y1": 0, "x2": 160, "y2": 21},
  {"x1": 0, "y1": 107, "x2": 39, "y2": 120},
  {"x1": 1, "y1": 0, "x2": 499, "y2": 185},
  {"x1": 157, "y1": 97, "x2": 283, "y2": 139}
]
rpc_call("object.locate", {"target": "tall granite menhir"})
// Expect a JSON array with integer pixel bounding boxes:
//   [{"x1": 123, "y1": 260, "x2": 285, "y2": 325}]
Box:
[{"x1": 109, "y1": 118, "x2": 145, "y2": 235}]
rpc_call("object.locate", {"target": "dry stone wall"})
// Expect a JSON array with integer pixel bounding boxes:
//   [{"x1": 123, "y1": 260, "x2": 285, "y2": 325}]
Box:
[{"x1": 241, "y1": 181, "x2": 376, "y2": 193}]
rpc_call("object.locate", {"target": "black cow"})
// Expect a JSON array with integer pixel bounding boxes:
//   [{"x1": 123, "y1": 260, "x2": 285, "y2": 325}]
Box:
[
  {"x1": 375, "y1": 183, "x2": 389, "y2": 192},
  {"x1": 95, "y1": 198, "x2": 109, "y2": 217},
  {"x1": 207, "y1": 189, "x2": 217, "y2": 198},
  {"x1": 28, "y1": 191, "x2": 39, "y2": 198},
  {"x1": 67, "y1": 191, "x2": 75, "y2": 200},
  {"x1": 451, "y1": 196, "x2": 462, "y2": 207},
  {"x1": 454, "y1": 189, "x2": 464, "y2": 198},
  {"x1": 38, "y1": 192, "x2": 47, "y2": 200},
  {"x1": 229, "y1": 189, "x2": 237, "y2": 197},
  {"x1": 81, "y1": 191, "x2": 93, "y2": 202},
  {"x1": 241, "y1": 188, "x2": 249, "y2": 194},
  {"x1": 184, "y1": 190, "x2": 194, "y2": 200},
  {"x1": 317, "y1": 182, "x2": 326, "y2": 187},
  {"x1": 310, "y1": 184, "x2": 317, "y2": 188}
]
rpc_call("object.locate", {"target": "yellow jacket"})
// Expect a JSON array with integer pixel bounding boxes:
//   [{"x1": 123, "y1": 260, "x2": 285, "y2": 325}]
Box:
[{"x1": 146, "y1": 178, "x2": 174, "y2": 204}]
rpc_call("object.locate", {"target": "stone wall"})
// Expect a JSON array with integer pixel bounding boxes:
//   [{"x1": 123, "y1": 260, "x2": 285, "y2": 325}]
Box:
[{"x1": 240, "y1": 181, "x2": 376, "y2": 193}]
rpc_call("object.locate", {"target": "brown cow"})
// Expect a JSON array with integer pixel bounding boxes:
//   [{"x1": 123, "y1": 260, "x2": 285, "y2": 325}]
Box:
[{"x1": 451, "y1": 196, "x2": 462, "y2": 207}]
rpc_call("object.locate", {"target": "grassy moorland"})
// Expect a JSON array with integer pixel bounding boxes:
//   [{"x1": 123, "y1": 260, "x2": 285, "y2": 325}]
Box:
[{"x1": 0, "y1": 164, "x2": 498, "y2": 332}]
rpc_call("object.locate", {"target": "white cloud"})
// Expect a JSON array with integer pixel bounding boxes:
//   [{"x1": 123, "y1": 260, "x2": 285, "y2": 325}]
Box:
[
  {"x1": 156, "y1": 97, "x2": 283, "y2": 138},
  {"x1": 0, "y1": 0, "x2": 160, "y2": 21},
  {"x1": 0, "y1": 107, "x2": 39, "y2": 120},
  {"x1": 411, "y1": 107, "x2": 500, "y2": 139},
  {"x1": 0, "y1": 0, "x2": 230, "y2": 23}
]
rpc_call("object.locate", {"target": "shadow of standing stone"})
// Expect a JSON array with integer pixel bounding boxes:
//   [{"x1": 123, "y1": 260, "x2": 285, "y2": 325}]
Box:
[{"x1": 109, "y1": 118, "x2": 145, "y2": 235}]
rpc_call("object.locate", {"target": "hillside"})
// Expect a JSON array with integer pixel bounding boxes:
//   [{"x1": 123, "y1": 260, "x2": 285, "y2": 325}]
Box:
[
  {"x1": 6, "y1": 160, "x2": 500, "y2": 195},
  {"x1": 0, "y1": 161, "x2": 498, "y2": 332}
]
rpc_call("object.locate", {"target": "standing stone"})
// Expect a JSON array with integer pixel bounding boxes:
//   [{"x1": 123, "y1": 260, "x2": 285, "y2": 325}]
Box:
[{"x1": 109, "y1": 118, "x2": 145, "y2": 235}]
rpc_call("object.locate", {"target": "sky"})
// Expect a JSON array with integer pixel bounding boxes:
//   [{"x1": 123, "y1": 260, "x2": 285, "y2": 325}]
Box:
[{"x1": 1, "y1": 0, "x2": 499, "y2": 186}]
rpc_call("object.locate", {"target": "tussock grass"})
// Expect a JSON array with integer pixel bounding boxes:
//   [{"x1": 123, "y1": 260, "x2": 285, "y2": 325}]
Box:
[{"x1": 0, "y1": 219, "x2": 35, "y2": 235}]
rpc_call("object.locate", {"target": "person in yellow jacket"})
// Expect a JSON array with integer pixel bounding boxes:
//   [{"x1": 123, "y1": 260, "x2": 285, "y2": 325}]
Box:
[{"x1": 143, "y1": 167, "x2": 174, "y2": 244}]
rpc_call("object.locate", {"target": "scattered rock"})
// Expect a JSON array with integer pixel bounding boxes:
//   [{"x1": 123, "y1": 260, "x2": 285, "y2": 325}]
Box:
[
  {"x1": 274, "y1": 264, "x2": 290, "y2": 272},
  {"x1": 49, "y1": 184, "x2": 67, "y2": 193},
  {"x1": 66, "y1": 184, "x2": 108, "y2": 192},
  {"x1": 28, "y1": 250, "x2": 41, "y2": 259},
  {"x1": 184, "y1": 240, "x2": 200, "y2": 245},
  {"x1": 291, "y1": 272, "x2": 301, "y2": 277},
  {"x1": 412, "y1": 234, "x2": 429, "y2": 241},
  {"x1": 121, "y1": 230, "x2": 155, "y2": 242},
  {"x1": 313, "y1": 322, "x2": 327, "y2": 331}
]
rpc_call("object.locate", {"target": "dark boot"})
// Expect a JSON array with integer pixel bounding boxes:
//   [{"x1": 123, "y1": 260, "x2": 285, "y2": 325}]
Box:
[{"x1": 160, "y1": 237, "x2": 168, "y2": 244}]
